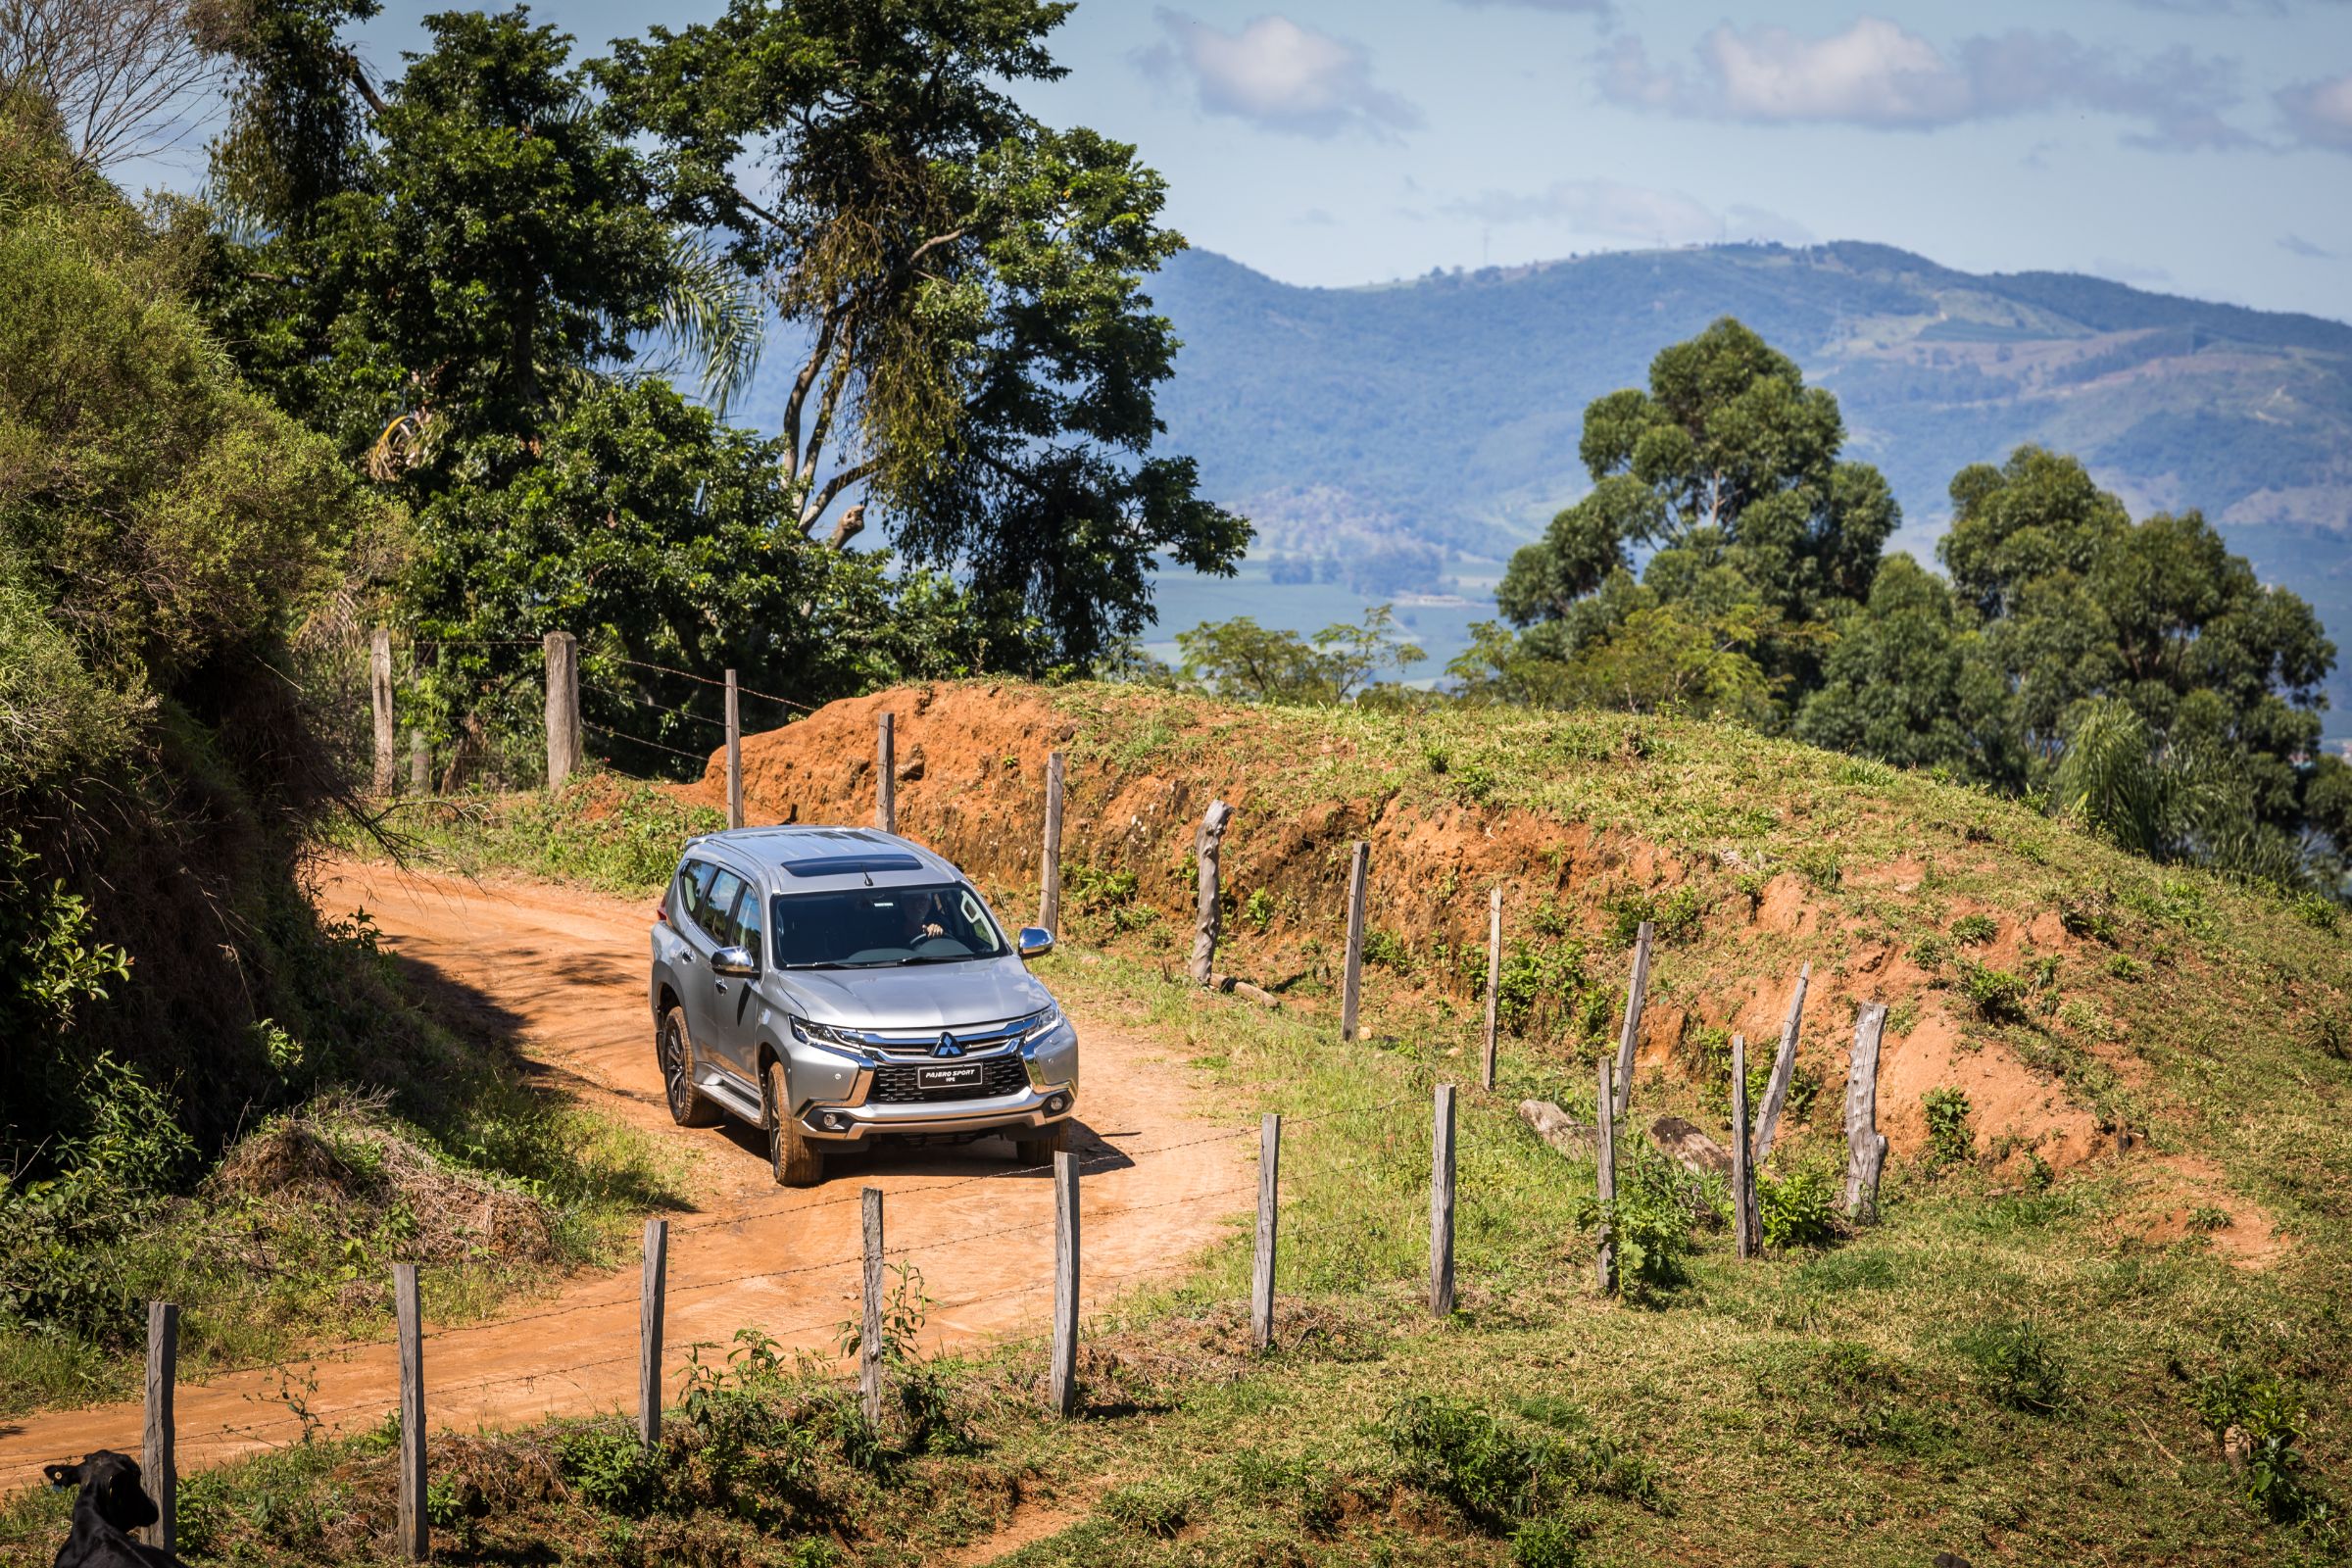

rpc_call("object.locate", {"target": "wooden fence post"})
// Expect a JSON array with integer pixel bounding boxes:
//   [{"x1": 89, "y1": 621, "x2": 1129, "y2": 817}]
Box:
[
  {"x1": 1340, "y1": 841, "x2": 1369, "y2": 1043},
  {"x1": 1190, "y1": 801, "x2": 1233, "y2": 987},
  {"x1": 1251, "y1": 1113, "x2": 1280, "y2": 1351},
  {"x1": 1040, "y1": 751, "x2": 1065, "y2": 932},
  {"x1": 875, "y1": 712, "x2": 895, "y2": 834},
  {"x1": 1611, "y1": 921, "x2": 1654, "y2": 1117},
  {"x1": 1050, "y1": 1149, "x2": 1080, "y2": 1416},
  {"x1": 1430, "y1": 1084, "x2": 1457, "y2": 1316},
  {"x1": 1732, "y1": 1033, "x2": 1754, "y2": 1259},
  {"x1": 638, "y1": 1219, "x2": 666, "y2": 1448},
  {"x1": 724, "y1": 670, "x2": 744, "y2": 831},
  {"x1": 1844, "y1": 1002, "x2": 1890, "y2": 1224},
  {"x1": 859, "y1": 1188, "x2": 884, "y2": 1426},
  {"x1": 369, "y1": 627, "x2": 396, "y2": 796},
  {"x1": 142, "y1": 1301, "x2": 176, "y2": 1554},
  {"x1": 1481, "y1": 888, "x2": 1502, "y2": 1091},
  {"x1": 407, "y1": 727, "x2": 428, "y2": 795},
  {"x1": 543, "y1": 631, "x2": 580, "y2": 791},
  {"x1": 394, "y1": 1262, "x2": 426, "y2": 1562},
  {"x1": 1752, "y1": 962, "x2": 1810, "y2": 1166},
  {"x1": 1595, "y1": 1059, "x2": 1617, "y2": 1295}
]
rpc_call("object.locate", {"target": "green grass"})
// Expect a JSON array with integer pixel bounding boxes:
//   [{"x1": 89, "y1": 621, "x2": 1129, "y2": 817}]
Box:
[
  {"x1": 7, "y1": 941, "x2": 2338, "y2": 1564},
  {"x1": 159, "y1": 683, "x2": 2352, "y2": 1564}
]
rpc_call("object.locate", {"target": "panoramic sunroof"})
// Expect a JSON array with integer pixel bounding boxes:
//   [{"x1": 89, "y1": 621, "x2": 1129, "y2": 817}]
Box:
[{"x1": 779, "y1": 853, "x2": 924, "y2": 878}]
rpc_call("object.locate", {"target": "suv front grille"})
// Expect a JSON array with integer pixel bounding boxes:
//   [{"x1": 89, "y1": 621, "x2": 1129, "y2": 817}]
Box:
[{"x1": 867, "y1": 1054, "x2": 1029, "y2": 1105}]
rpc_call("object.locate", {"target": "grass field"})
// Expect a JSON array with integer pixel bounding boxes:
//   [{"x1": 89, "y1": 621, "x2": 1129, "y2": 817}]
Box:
[{"x1": 13, "y1": 684, "x2": 2341, "y2": 1565}]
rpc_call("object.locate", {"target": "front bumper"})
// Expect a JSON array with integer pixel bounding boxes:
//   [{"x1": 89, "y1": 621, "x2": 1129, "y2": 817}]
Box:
[
  {"x1": 787, "y1": 1012, "x2": 1080, "y2": 1145},
  {"x1": 798, "y1": 1081, "x2": 1076, "y2": 1144}
]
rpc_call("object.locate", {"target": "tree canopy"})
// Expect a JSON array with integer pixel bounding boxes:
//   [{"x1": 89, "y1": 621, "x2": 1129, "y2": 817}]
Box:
[{"x1": 600, "y1": 0, "x2": 1250, "y2": 664}]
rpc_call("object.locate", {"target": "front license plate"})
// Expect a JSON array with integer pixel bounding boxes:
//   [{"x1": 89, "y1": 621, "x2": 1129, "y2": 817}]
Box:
[{"x1": 917, "y1": 1062, "x2": 984, "y2": 1092}]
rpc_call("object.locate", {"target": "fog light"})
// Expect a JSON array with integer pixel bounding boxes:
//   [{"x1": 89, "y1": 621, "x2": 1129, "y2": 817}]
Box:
[
  {"x1": 821, "y1": 1111, "x2": 847, "y2": 1131},
  {"x1": 1046, "y1": 1094, "x2": 1068, "y2": 1115}
]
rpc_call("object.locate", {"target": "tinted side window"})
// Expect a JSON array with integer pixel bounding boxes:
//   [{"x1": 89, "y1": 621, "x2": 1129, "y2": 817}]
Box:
[
  {"x1": 676, "y1": 859, "x2": 719, "y2": 930},
  {"x1": 702, "y1": 869, "x2": 748, "y2": 947}
]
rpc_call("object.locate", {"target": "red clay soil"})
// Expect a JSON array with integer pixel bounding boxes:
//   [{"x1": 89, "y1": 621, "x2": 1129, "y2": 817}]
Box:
[
  {"x1": 0, "y1": 858, "x2": 1249, "y2": 1492},
  {"x1": 678, "y1": 686, "x2": 2154, "y2": 1189}
]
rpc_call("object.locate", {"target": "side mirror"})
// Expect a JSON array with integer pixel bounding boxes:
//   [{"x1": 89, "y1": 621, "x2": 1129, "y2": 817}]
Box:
[
  {"x1": 1017, "y1": 927, "x2": 1054, "y2": 959},
  {"x1": 711, "y1": 945, "x2": 760, "y2": 978}
]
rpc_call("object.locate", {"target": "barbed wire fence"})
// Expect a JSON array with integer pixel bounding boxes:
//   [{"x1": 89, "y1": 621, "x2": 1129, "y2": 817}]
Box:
[{"x1": 110, "y1": 626, "x2": 1896, "y2": 1562}]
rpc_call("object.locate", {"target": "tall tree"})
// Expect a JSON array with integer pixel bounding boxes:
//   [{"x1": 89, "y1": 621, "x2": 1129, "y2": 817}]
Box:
[
  {"x1": 1794, "y1": 555, "x2": 2019, "y2": 781},
  {"x1": 1494, "y1": 318, "x2": 1897, "y2": 713},
  {"x1": 1938, "y1": 446, "x2": 2331, "y2": 835},
  {"x1": 599, "y1": 0, "x2": 1248, "y2": 665}
]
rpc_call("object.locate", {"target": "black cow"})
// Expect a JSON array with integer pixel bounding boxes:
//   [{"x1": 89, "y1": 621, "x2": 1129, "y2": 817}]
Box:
[{"x1": 40, "y1": 1451, "x2": 184, "y2": 1568}]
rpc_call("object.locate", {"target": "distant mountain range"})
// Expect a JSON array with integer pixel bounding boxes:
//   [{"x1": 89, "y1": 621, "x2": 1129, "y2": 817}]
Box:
[
  {"x1": 739, "y1": 240, "x2": 2352, "y2": 713},
  {"x1": 1139, "y1": 242, "x2": 2352, "y2": 713}
]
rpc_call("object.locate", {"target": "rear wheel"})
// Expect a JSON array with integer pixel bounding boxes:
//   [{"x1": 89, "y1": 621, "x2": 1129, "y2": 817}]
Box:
[
  {"x1": 762, "y1": 1056, "x2": 825, "y2": 1187},
  {"x1": 1013, "y1": 1119, "x2": 1069, "y2": 1168},
  {"x1": 658, "y1": 1005, "x2": 722, "y2": 1127}
]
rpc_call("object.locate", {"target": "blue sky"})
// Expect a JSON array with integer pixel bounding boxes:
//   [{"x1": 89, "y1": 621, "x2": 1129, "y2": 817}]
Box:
[{"x1": 127, "y1": 1, "x2": 2352, "y2": 318}]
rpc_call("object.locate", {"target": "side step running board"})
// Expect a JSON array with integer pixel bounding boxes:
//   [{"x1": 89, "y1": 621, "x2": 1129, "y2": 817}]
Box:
[{"x1": 698, "y1": 1067, "x2": 762, "y2": 1122}]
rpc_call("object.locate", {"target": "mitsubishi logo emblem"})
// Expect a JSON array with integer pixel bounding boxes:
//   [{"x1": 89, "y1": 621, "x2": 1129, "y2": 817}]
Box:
[{"x1": 934, "y1": 1033, "x2": 963, "y2": 1057}]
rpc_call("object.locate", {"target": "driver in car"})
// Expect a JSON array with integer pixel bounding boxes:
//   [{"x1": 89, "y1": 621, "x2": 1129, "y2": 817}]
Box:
[{"x1": 900, "y1": 893, "x2": 947, "y2": 945}]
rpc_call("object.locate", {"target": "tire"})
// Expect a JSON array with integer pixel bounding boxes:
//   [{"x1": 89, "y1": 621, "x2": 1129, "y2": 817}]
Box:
[
  {"x1": 1013, "y1": 1119, "x2": 1069, "y2": 1168},
  {"x1": 657, "y1": 1005, "x2": 723, "y2": 1127},
  {"x1": 762, "y1": 1056, "x2": 825, "y2": 1188}
]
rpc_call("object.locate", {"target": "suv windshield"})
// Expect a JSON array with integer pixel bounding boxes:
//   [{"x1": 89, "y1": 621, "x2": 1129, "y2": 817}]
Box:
[{"x1": 769, "y1": 883, "x2": 1007, "y2": 968}]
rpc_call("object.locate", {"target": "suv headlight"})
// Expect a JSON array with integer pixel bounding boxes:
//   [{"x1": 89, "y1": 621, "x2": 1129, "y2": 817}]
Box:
[
  {"x1": 790, "y1": 1016, "x2": 864, "y2": 1052},
  {"x1": 1018, "y1": 1004, "x2": 1064, "y2": 1046}
]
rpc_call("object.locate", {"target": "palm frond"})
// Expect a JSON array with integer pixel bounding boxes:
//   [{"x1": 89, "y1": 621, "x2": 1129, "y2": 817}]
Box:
[{"x1": 659, "y1": 233, "x2": 764, "y2": 419}]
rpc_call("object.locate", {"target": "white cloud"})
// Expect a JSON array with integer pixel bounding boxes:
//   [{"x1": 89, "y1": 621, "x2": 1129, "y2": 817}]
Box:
[
  {"x1": 1445, "y1": 178, "x2": 1811, "y2": 247},
  {"x1": 2278, "y1": 233, "x2": 2335, "y2": 258},
  {"x1": 1598, "y1": 18, "x2": 2247, "y2": 150},
  {"x1": 2278, "y1": 71, "x2": 2352, "y2": 150},
  {"x1": 1137, "y1": 11, "x2": 1422, "y2": 140}
]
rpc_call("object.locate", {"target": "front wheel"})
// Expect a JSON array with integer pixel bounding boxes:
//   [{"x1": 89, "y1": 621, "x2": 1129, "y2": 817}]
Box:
[
  {"x1": 762, "y1": 1057, "x2": 825, "y2": 1187},
  {"x1": 658, "y1": 1006, "x2": 722, "y2": 1127},
  {"x1": 1013, "y1": 1119, "x2": 1069, "y2": 1169}
]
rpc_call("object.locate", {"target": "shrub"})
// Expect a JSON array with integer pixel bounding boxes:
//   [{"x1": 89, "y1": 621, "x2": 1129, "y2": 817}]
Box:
[
  {"x1": 1756, "y1": 1164, "x2": 1838, "y2": 1250},
  {"x1": 1511, "y1": 1517, "x2": 1587, "y2": 1568},
  {"x1": 1949, "y1": 913, "x2": 1997, "y2": 945},
  {"x1": 1954, "y1": 1320, "x2": 2070, "y2": 1414},
  {"x1": 1576, "y1": 1142, "x2": 1699, "y2": 1297},
  {"x1": 1922, "y1": 1087, "x2": 1974, "y2": 1168},
  {"x1": 1908, "y1": 934, "x2": 1952, "y2": 970},
  {"x1": 1603, "y1": 886, "x2": 1705, "y2": 947},
  {"x1": 1954, "y1": 957, "x2": 2028, "y2": 1021},
  {"x1": 2193, "y1": 1371, "x2": 2332, "y2": 1524},
  {"x1": 559, "y1": 1430, "x2": 662, "y2": 1516},
  {"x1": 1361, "y1": 927, "x2": 1411, "y2": 971},
  {"x1": 1792, "y1": 847, "x2": 1842, "y2": 891},
  {"x1": 1383, "y1": 1394, "x2": 1659, "y2": 1531},
  {"x1": 1243, "y1": 888, "x2": 1275, "y2": 933}
]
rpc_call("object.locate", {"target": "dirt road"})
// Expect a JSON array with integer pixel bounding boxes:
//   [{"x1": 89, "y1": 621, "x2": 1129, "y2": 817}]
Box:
[{"x1": 0, "y1": 858, "x2": 1249, "y2": 1490}]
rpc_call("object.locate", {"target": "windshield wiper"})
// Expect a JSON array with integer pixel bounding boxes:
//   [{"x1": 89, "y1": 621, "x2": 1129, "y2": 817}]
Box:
[{"x1": 779, "y1": 961, "x2": 851, "y2": 970}]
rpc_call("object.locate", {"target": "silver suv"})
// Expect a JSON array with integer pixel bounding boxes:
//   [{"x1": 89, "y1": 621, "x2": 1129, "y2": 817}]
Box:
[{"x1": 648, "y1": 827, "x2": 1079, "y2": 1186}]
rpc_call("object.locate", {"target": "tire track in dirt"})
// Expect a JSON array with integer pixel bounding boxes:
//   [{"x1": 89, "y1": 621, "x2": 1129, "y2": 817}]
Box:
[{"x1": 0, "y1": 858, "x2": 1249, "y2": 1489}]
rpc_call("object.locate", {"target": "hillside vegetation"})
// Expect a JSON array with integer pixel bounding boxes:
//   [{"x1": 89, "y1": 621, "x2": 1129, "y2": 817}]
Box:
[
  {"x1": 255, "y1": 679, "x2": 2352, "y2": 1565},
  {"x1": 0, "y1": 97, "x2": 674, "y2": 1415}
]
